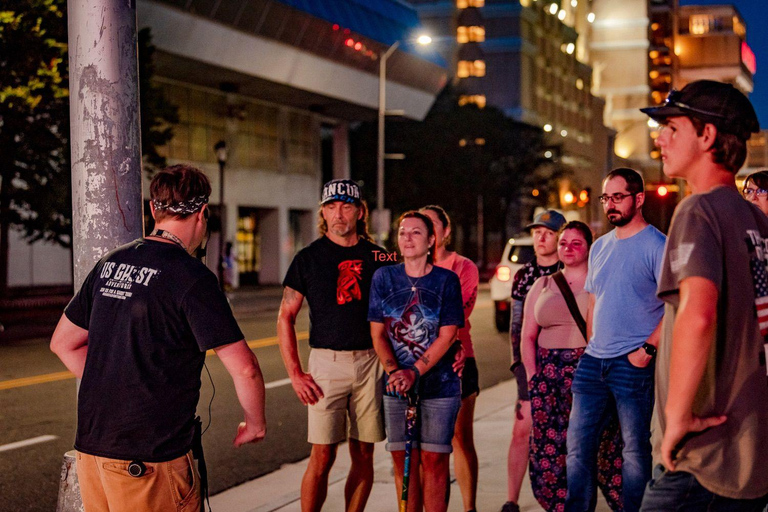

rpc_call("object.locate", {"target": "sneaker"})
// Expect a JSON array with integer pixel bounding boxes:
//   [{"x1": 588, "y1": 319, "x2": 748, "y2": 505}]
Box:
[{"x1": 501, "y1": 502, "x2": 520, "y2": 512}]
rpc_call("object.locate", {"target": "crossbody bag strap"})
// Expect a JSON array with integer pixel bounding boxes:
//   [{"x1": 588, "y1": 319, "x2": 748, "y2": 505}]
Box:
[{"x1": 551, "y1": 271, "x2": 588, "y2": 342}]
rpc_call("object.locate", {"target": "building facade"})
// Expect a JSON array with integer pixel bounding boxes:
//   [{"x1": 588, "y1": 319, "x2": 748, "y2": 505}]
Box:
[
  {"x1": 675, "y1": 4, "x2": 754, "y2": 93},
  {"x1": 412, "y1": 0, "x2": 615, "y2": 233},
  {"x1": 8, "y1": 0, "x2": 447, "y2": 288},
  {"x1": 590, "y1": 0, "x2": 755, "y2": 169}
]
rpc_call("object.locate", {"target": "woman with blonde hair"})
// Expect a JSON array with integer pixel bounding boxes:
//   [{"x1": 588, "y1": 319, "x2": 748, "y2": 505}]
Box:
[{"x1": 421, "y1": 204, "x2": 480, "y2": 512}]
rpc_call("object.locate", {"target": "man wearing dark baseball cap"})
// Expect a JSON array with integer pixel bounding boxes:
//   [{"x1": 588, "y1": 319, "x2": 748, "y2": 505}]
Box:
[
  {"x1": 278, "y1": 179, "x2": 389, "y2": 512},
  {"x1": 320, "y1": 178, "x2": 362, "y2": 205},
  {"x1": 639, "y1": 81, "x2": 768, "y2": 509},
  {"x1": 641, "y1": 79, "x2": 759, "y2": 140}
]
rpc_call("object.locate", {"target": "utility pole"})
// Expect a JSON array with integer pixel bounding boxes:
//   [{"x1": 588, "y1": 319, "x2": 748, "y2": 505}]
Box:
[
  {"x1": 373, "y1": 41, "x2": 400, "y2": 244},
  {"x1": 57, "y1": 1, "x2": 143, "y2": 510},
  {"x1": 68, "y1": 0, "x2": 143, "y2": 290}
]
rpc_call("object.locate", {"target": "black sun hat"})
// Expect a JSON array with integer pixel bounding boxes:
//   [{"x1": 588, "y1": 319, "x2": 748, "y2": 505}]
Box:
[{"x1": 640, "y1": 80, "x2": 759, "y2": 139}]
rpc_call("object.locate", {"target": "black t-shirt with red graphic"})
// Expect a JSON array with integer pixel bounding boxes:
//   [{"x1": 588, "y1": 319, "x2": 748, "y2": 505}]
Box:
[{"x1": 283, "y1": 236, "x2": 387, "y2": 351}]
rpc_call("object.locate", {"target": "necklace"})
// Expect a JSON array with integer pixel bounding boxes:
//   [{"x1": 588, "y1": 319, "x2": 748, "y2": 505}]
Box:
[
  {"x1": 563, "y1": 269, "x2": 588, "y2": 285},
  {"x1": 148, "y1": 229, "x2": 186, "y2": 252},
  {"x1": 407, "y1": 274, "x2": 422, "y2": 292}
]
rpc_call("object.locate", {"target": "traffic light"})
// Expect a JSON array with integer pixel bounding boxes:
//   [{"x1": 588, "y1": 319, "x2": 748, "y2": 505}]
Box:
[
  {"x1": 644, "y1": 182, "x2": 679, "y2": 233},
  {"x1": 578, "y1": 187, "x2": 591, "y2": 206}
]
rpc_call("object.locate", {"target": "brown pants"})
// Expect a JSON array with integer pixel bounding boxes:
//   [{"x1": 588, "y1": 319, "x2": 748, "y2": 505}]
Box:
[{"x1": 76, "y1": 451, "x2": 201, "y2": 512}]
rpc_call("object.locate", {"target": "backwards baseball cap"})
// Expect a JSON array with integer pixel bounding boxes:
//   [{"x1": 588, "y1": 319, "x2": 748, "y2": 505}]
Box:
[
  {"x1": 321, "y1": 179, "x2": 362, "y2": 205},
  {"x1": 640, "y1": 80, "x2": 759, "y2": 139},
  {"x1": 525, "y1": 210, "x2": 566, "y2": 232}
]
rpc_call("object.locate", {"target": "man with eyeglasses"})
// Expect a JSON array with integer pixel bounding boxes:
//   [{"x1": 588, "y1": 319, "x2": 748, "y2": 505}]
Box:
[
  {"x1": 639, "y1": 81, "x2": 768, "y2": 510},
  {"x1": 565, "y1": 167, "x2": 666, "y2": 512}
]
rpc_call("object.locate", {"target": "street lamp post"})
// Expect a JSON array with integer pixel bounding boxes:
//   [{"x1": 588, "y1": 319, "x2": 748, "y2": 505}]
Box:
[
  {"x1": 375, "y1": 35, "x2": 431, "y2": 243},
  {"x1": 374, "y1": 41, "x2": 399, "y2": 243},
  {"x1": 214, "y1": 140, "x2": 227, "y2": 290}
]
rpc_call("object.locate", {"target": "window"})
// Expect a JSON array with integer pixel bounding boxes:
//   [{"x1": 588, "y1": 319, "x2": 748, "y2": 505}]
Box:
[
  {"x1": 236, "y1": 102, "x2": 279, "y2": 172},
  {"x1": 457, "y1": 26, "x2": 485, "y2": 43},
  {"x1": 458, "y1": 95, "x2": 487, "y2": 108},
  {"x1": 457, "y1": 60, "x2": 486, "y2": 77},
  {"x1": 161, "y1": 84, "x2": 225, "y2": 164},
  {"x1": 733, "y1": 16, "x2": 746, "y2": 38},
  {"x1": 286, "y1": 111, "x2": 317, "y2": 176},
  {"x1": 158, "y1": 82, "x2": 307, "y2": 174},
  {"x1": 689, "y1": 15, "x2": 714, "y2": 35}
]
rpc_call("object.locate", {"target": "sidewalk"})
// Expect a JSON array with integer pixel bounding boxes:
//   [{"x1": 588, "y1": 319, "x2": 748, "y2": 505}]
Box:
[{"x1": 211, "y1": 378, "x2": 612, "y2": 512}]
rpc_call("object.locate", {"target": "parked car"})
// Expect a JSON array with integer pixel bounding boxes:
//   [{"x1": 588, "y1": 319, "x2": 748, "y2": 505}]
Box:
[{"x1": 489, "y1": 236, "x2": 535, "y2": 332}]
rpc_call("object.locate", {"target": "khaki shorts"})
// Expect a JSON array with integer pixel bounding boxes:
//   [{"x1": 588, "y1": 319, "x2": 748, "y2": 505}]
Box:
[
  {"x1": 307, "y1": 348, "x2": 385, "y2": 445},
  {"x1": 76, "y1": 451, "x2": 200, "y2": 512}
]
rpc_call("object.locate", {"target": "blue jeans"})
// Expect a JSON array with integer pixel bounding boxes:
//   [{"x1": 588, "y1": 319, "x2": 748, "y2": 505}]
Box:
[
  {"x1": 641, "y1": 464, "x2": 768, "y2": 511},
  {"x1": 565, "y1": 352, "x2": 654, "y2": 512},
  {"x1": 383, "y1": 395, "x2": 461, "y2": 453}
]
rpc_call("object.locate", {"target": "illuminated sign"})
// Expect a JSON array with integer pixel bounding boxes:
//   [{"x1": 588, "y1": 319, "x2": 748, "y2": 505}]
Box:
[{"x1": 742, "y1": 41, "x2": 757, "y2": 74}]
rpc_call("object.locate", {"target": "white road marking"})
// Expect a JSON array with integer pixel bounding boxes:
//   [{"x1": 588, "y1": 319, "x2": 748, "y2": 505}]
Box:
[
  {"x1": 265, "y1": 378, "x2": 292, "y2": 390},
  {"x1": 0, "y1": 435, "x2": 58, "y2": 453}
]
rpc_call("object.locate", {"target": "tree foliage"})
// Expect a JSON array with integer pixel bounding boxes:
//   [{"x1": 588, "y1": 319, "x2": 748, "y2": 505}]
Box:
[
  {"x1": 138, "y1": 27, "x2": 179, "y2": 174},
  {"x1": 0, "y1": 0, "x2": 70, "y2": 247},
  {"x1": 351, "y1": 86, "x2": 566, "y2": 258}
]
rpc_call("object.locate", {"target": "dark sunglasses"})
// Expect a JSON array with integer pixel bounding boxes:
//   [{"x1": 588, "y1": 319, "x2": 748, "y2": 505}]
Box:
[{"x1": 664, "y1": 89, "x2": 727, "y2": 120}]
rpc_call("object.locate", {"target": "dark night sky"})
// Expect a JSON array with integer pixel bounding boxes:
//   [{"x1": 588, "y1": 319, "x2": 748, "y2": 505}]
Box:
[{"x1": 679, "y1": 0, "x2": 766, "y2": 128}]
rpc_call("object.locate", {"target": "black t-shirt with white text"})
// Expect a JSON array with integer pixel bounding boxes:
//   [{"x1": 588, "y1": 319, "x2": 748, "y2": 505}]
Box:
[
  {"x1": 65, "y1": 239, "x2": 243, "y2": 462},
  {"x1": 283, "y1": 236, "x2": 387, "y2": 351}
]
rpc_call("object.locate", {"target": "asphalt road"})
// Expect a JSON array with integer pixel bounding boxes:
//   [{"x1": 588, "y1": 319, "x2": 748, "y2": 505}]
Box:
[{"x1": 0, "y1": 287, "x2": 510, "y2": 512}]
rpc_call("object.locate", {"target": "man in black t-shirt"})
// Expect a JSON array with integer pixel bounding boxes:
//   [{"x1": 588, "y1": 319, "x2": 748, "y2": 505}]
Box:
[
  {"x1": 51, "y1": 165, "x2": 267, "y2": 512},
  {"x1": 278, "y1": 179, "x2": 386, "y2": 512},
  {"x1": 502, "y1": 210, "x2": 565, "y2": 512}
]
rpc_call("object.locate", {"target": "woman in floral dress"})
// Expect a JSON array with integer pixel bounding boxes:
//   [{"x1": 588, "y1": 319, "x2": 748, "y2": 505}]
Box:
[{"x1": 521, "y1": 221, "x2": 623, "y2": 511}]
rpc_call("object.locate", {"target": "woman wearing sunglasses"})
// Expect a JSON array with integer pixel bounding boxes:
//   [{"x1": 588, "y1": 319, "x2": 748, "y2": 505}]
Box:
[{"x1": 743, "y1": 170, "x2": 768, "y2": 216}]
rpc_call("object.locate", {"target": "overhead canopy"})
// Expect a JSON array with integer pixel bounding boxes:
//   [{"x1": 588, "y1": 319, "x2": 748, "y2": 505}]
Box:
[
  {"x1": 275, "y1": 0, "x2": 429, "y2": 51},
  {"x1": 139, "y1": 0, "x2": 448, "y2": 120}
]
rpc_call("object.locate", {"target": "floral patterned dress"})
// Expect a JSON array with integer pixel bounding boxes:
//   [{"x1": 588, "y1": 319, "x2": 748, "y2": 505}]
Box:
[
  {"x1": 529, "y1": 347, "x2": 624, "y2": 511},
  {"x1": 525, "y1": 275, "x2": 624, "y2": 511}
]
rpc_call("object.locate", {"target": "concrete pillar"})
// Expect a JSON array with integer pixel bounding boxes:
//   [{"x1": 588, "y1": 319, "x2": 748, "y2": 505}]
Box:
[
  {"x1": 257, "y1": 208, "x2": 283, "y2": 284},
  {"x1": 332, "y1": 122, "x2": 351, "y2": 179},
  {"x1": 278, "y1": 206, "x2": 292, "y2": 283}
]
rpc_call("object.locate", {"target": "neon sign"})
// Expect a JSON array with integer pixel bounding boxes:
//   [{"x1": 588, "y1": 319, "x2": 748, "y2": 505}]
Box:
[{"x1": 742, "y1": 41, "x2": 756, "y2": 74}]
